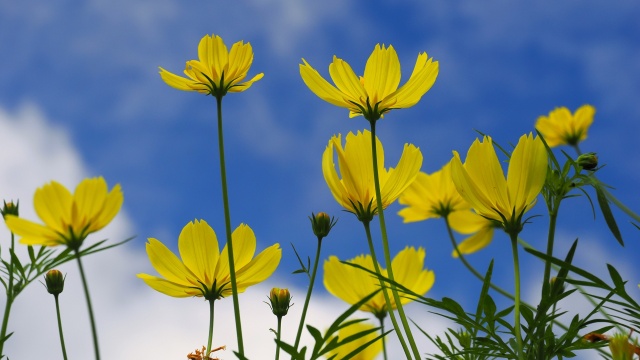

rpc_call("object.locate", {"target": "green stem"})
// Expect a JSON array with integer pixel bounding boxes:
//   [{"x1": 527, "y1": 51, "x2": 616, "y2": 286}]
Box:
[
  {"x1": 509, "y1": 233, "x2": 523, "y2": 360},
  {"x1": 362, "y1": 222, "x2": 411, "y2": 359},
  {"x1": 214, "y1": 95, "x2": 244, "y2": 355},
  {"x1": 74, "y1": 249, "x2": 100, "y2": 360},
  {"x1": 206, "y1": 299, "x2": 215, "y2": 359},
  {"x1": 0, "y1": 233, "x2": 15, "y2": 358},
  {"x1": 378, "y1": 315, "x2": 388, "y2": 360},
  {"x1": 54, "y1": 294, "x2": 69, "y2": 360},
  {"x1": 293, "y1": 237, "x2": 322, "y2": 351},
  {"x1": 275, "y1": 316, "x2": 282, "y2": 360},
  {"x1": 541, "y1": 209, "x2": 559, "y2": 299},
  {"x1": 369, "y1": 121, "x2": 421, "y2": 360}
]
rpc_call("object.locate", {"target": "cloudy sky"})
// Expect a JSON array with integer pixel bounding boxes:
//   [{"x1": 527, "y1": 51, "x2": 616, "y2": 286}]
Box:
[{"x1": 1, "y1": 1, "x2": 639, "y2": 359}]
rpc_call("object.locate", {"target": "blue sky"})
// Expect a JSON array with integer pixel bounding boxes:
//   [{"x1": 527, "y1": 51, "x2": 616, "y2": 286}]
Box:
[{"x1": 1, "y1": 1, "x2": 639, "y2": 359}]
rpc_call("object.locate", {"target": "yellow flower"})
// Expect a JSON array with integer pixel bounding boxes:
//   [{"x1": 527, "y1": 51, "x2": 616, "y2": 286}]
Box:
[
  {"x1": 448, "y1": 210, "x2": 496, "y2": 257},
  {"x1": 159, "y1": 34, "x2": 264, "y2": 97},
  {"x1": 398, "y1": 161, "x2": 470, "y2": 222},
  {"x1": 450, "y1": 134, "x2": 548, "y2": 233},
  {"x1": 535, "y1": 105, "x2": 595, "y2": 147},
  {"x1": 323, "y1": 247, "x2": 434, "y2": 318},
  {"x1": 137, "y1": 220, "x2": 281, "y2": 300},
  {"x1": 323, "y1": 130, "x2": 422, "y2": 222},
  {"x1": 300, "y1": 44, "x2": 438, "y2": 121},
  {"x1": 325, "y1": 321, "x2": 383, "y2": 360},
  {"x1": 4, "y1": 177, "x2": 123, "y2": 249}
]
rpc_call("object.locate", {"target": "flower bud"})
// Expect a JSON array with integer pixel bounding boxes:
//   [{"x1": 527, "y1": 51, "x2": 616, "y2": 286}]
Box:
[
  {"x1": 267, "y1": 287, "x2": 292, "y2": 317},
  {"x1": 1, "y1": 200, "x2": 19, "y2": 218},
  {"x1": 44, "y1": 270, "x2": 65, "y2": 295},
  {"x1": 309, "y1": 212, "x2": 337, "y2": 239},
  {"x1": 609, "y1": 333, "x2": 635, "y2": 360},
  {"x1": 577, "y1": 152, "x2": 598, "y2": 170},
  {"x1": 550, "y1": 276, "x2": 566, "y2": 295}
]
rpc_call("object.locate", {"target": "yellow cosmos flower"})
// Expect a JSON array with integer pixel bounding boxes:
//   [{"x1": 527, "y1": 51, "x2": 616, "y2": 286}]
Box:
[
  {"x1": 4, "y1": 177, "x2": 123, "y2": 249},
  {"x1": 535, "y1": 104, "x2": 595, "y2": 147},
  {"x1": 300, "y1": 44, "x2": 438, "y2": 121},
  {"x1": 398, "y1": 161, "x2": 470, "y2": 222},
  {"x1": 324, "y1": 247, "x2": 434, "y2": 318},
  {"x1": 325, "y1": 321, "x2": 383, "y2": 360},
  {"x1": 159, "y1": 34, "x2": 264, "y2": 97},
  {"x1": 323, "y1": 130, "x2": 422, "y2": 222},
  {"x1": 451, "y1": 134, "x2": 548, "y2": 233},
  {"x1": 137, "y1": 220, "x2": 281, "y2": 300},
  {"x1": 448, "y1": 210, "x2": 496, "y2": 257}
]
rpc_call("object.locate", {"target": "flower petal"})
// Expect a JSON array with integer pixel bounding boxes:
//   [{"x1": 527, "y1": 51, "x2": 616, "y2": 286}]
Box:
[
  {"x1": 178, "y1": 220, "x2": 219, "y2": 287},
  {"x1": 146, "y1": 237, "x2": 195, "y2": 286},
  {"x1": 380, "y1": 143, "x2": 423, "y2": 208},
  {"x1": 34, "y1": 181, "x2": 73, "y2": 234},
  {"x1": 137, "y1": 274, "x2": 198, "y2": 298},
  {"x1": 391, "y1": 247, "x2": 434, "y2": 304},
  {"x1": 363, "y1": 44, "x2": 401, "y2": 103},
  {"x1": 507, "y1": 134, "x2": 548, "y2": 215},
  {"x1": 5, "y1": 215, "x2": 62, "y2": 246},
  {"x1": 299, "y1": 59, "x2": 351, "y2": 108},
  {"x1": 232, "y1": 243, "x2": 281, "y2": 295},
  {"x1": 452, "y1": 226, "x2": 495, "y2": 257}
]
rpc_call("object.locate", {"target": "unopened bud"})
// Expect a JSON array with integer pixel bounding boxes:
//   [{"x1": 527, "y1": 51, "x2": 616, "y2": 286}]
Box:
[
  {"x1": 1, "y1": 200, "x2": 19, "y2": 218},
  {"x1": 550, "y1": 276, "x2": 566, "y2": 295},
  {"x1": 309, "y1": 212, "x2": 337, "y2": 239},
  {"x1": 44, "y1": 270, "x2": 65, "y2": 295},
  {"x1": 577, "y1": 152, "x2": 598, "y2": 170},
  {"x1": 267, "y1": 287, "x2": 292, "y2": 317},
  {"x1": 609, "y1": 333, "x2": 635, "y2": 360}
]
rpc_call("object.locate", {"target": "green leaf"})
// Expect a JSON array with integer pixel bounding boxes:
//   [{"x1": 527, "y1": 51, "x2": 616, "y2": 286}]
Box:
[{"x1": 595, "y1": 183, "x2": 624, "y2": 245}]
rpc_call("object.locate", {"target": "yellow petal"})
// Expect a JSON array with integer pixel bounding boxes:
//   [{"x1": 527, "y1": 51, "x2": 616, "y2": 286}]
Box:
[
  {"x1": 33, "y1": 181, "x2": 72, "y2": 234},
  {"x1": 506, "y1": 134, "x2": 548, "y2": 215},
  {"x1": 159, "y1": 67, "x2": 199, "y2": 92},
  {"x1": 94, "y1": 183, "x2": 123, "y2": 231},
  {"x1": 328, "y1": 56, "x2": 367, "y2": 103},
  {"x1": 5, "y1": 215, "x2": 61, "y2": 246},
  {"x1": 388, "y1": 52, "x2": 439, "y2": 109},
  {"x1": 146, "y1": 237, "x2": 195, "y2": 286},
  {"x1": 363, "y1": 44, "x2": 401, "y2": 103},
  {"x1": 380, "y1": 143, "x2": 423, "y2": 208},
  {"x1": 452, "y1": 226, "x2": 495, "y2": 257},
  {"x1": 299, "y1": 59, "x2": 351, "y2": 108},
  {"x1": 322, "y1": 134, "x2": 352, "y2": 211},
  {"x1": 137, "y1": 274, "x2": 197, "y2": 298},
  {"x1": 233, "y1": 243, "x2": 281, "y2": 294},
  {"x1": 74, "y1": 177, "x2": 107, "y2": 225},
  {"x1": 391, "y1": 247, "x2": 434, "y2": 304},
  {"x1": 178, "y1": 220, "x2": 219, "y2": 286}
]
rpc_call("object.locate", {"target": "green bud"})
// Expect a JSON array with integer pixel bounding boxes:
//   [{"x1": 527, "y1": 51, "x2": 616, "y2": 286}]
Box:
[
  {"x1": 44, "y1": 270, "x2": 65, "y2": 295},
  {"x1": 577, "y1": 152, "x2": 598, "y2": 170},
  {"x1": 267, "y1": 287, "x2": 292, "y2": 317},
  {"x1": 309, "y1": 212, "x2": 337, "y2": 239},
  {"x1": 1, "y1": 200, "x2": 19, "y2": 218},
  {"x1": 550, "y1": 276, "x2": 566, "y2": 295}
]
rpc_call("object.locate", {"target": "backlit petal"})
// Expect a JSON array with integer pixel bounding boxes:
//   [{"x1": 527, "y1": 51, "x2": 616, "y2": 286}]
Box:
[{"x1": 178, "y1": 220, "x2": 219, "y2": 286}]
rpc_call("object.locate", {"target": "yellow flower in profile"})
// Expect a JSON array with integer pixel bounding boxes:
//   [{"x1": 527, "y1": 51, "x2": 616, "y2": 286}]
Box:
[
  {"x1": 159, "y1": 34, "x2": 264, "y2": 97},
  {"x1": 535, "y1": 105, "x2": 595, "y2": 147},
  {"x1": 4, "y1": 177, "x2": 123, "y2": 249},
  {"x1": 450, "y1": 134, "x2": 548, "y2": 233},
  {"x1": 448, "y1": 210, "x2": 496, "y2": 257},
  {"x1": 398, "y1": 161, "x2": 470, "y2": 222},
  {"x1": 323, "y1": 130, "x2": 422, "y2": 222},
  {"x1": 325, "y1": 321, "x2": 383, "y2": 360},
  {"x1": 138, "y1": 220, "x2": 281, "y2": 300},
  {"x1": 324, "y1": 247, "x2": 434, "y2": 318},
  {"x1": 300, "y1": 44, "x2": 438, "y2": 121}
]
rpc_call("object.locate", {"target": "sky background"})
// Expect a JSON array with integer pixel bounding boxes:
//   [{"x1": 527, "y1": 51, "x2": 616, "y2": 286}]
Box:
[{"x1": 1, "y1": 1, "x2": 640, "y2": 359}]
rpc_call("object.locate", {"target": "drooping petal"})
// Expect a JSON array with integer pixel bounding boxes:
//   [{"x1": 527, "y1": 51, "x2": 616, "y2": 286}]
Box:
[
  {"x1": 391, "y1": 247, "x2": 435, "y2": 304},
  {"x1": 299, "y1": 59, "x2": 352, "y2": 108},
  {"x1": 159, "y1": 67, "x2": 200, "y2": 91},
  {"x1": 5, "y1": 216, "x2": 62, "y2": 246},
  {"x1": 452, "y1": 225, "x2": 495, "y2": 257},
  {"x1": 137, "y1": 274, "x2": 197, "y2": 298}
]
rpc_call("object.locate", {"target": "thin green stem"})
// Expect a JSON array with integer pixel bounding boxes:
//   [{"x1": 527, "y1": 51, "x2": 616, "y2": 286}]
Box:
[
  {"x1": 293, "y1": 237, "x2": 322, "y2": 351},
  {"x1": 54, "y1": 294, "x2": 69, "y2": 360},
  {"x1": 378, "y1": 315, "x2": 388, "y2": 360},
  {"x1": 362, "y1": 222, "x2": 411, "y2": 359},
  {"x1": 206, "y1": 299, "x2": 215, "y2": 359},
  {"x1": 214, "y1": 95, "x2": 244, "y2": 355},
  {"x1": 0, "y1": 233, "x2": 15, "y2": 358},
  {"x1": 74, "y1": 249, "x2": 100, "y2": 360},
  {"x1": 509, "y1": 233, "x2": 523, "y2": 360},
  {"x1": 368, "y1": 121, "x2": 421, "y2": 360},
  {"x1": 541, "y1": 209, "x2": 559, "y2": 299},
  {"x1": 443, "y1": 217, "x2": 515, "y2": 299},
  {"x1": 275, "y1": 316, "x2": 282, "y2": 360}
]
